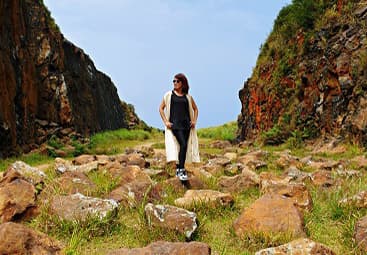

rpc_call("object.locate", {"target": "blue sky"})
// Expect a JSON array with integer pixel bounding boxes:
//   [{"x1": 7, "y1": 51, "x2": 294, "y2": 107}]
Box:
[{"x1": 44, "y1": 0, "x2": 291, "y2": 128}]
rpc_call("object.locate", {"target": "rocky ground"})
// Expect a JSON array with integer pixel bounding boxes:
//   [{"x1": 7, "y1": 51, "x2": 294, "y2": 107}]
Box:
[{"x1": 1, "y1": 137, "x2": 367, "y2": 254}]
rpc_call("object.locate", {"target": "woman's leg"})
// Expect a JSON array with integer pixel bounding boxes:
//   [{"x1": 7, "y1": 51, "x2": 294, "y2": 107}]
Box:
[{"x1": 172, "y1": 129, "x2": 190, "y2": 169}]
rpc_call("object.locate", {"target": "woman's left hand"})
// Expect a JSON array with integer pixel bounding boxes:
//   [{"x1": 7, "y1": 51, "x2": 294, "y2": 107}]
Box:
[{"x1": 190, "y1": 121, "x2": 196, "y2": 128}]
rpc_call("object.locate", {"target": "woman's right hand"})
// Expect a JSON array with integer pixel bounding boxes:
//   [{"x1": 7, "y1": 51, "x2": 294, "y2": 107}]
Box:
[{"x1": 165, "y1": 121, "x2": 172, "y2": 129}]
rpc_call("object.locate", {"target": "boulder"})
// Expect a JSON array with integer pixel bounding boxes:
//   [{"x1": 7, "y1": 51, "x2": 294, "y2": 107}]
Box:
[
  {"x1": 107, "y1": 241, "x2": 211, "y2": 255},
  {"x1": 233, "y1": 193, "x2": 305, "y2": 238},
  {"x1": 73, "y1": 154, "x2": 96, "y2": 165},
  {"x1": 9, "y1": 161, "x2": 46, "y2": 185},
  {"x1": 50, "y1": 193, "x2": 118, "y2": 221},
  {"x1": 0, "y1": 222, "x2": 63, "y2": 254},
  {"x1": 165, "y1": 176, "x2": 206, "y2": 193},
  {"x1": 310, "y1": 170, "x2": 334, "y2": 187},
  {"x1": 54, "y1": 157, "x2": 98, "y2": 174},
  {"x1": 175, "y1": 190, "x2": 234, "y2": 208},
  {"x1": 145, "y1": 203, "x2": 197, "y2": 239},
  {"x1": 355, "y1": 215, "x2": 367, "y2": 252},
  {"x1": 218, "y1": 170, "x2": 259, "y2": 193},
  {"x1": 255, "y1": 238, "x2": 336, "y2": 255},
  {"x1": 262, "y1": 182, "x2": 313, "y2": 211},
  {"x1": 0, "y1": 169, "x2": 36, "y2": 223},
  {"x1": 339, "y1": 191, "x2": 367, "y2": 208}
]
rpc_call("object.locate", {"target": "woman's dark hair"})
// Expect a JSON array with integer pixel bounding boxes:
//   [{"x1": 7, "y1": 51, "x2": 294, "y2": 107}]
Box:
[{"x1": 175, "y1": 73, "x2": 189, "y2": 94}]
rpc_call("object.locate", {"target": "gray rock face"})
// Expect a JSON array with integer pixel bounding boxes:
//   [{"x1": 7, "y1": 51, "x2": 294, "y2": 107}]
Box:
[
  {"x1": 50, "y1": 193, "x2": 118, "y2": 221},
  {"x1": 145, "y1": 203, "x2": 198, "y2": 239}
]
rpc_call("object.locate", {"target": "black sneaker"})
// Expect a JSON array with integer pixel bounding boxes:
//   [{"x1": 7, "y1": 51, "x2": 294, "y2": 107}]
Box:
[{"x1": 178, "y1": 168, "x2": 188, "y2": 181}]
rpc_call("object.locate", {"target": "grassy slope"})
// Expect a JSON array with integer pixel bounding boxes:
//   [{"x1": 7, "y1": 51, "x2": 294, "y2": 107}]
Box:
[{"x1": 1, "y1": 123, "x2": 367, "y2": 254}]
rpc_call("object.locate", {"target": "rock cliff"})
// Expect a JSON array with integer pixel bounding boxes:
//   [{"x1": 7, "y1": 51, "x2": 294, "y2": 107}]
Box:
[
  {"x1": 238, "y1": 0, "x2": 367, "y2": 146},
  {"x1": 0, "y1": 0, "x2": 142, "y2": 157}
]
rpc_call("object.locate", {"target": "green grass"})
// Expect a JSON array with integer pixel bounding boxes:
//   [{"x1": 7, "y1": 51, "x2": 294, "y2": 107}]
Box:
[
  {"x1": 4, "y1": 123, "x2": 367, "y2": 254},
  {"x1": 198, "y1": 121, "x2": 237, "y2": 141},
  {"x1": 0, "y1": 152, "x2": 54, "y2": 172}
]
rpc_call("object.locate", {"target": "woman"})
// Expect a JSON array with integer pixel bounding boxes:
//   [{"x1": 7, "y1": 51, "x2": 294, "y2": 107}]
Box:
[{"x1": 159, "y1": 73, "x2": 200, "y2": 181}]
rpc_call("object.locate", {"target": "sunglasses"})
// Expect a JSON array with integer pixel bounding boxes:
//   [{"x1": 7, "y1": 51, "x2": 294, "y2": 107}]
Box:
[{"x1": 173, "y1": 79, "x2": 180, "y2": 83}]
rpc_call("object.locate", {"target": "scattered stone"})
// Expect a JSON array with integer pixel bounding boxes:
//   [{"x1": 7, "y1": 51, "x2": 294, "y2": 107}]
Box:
[
  {"x1": 9, "y1": 161, "x2": 46, "y2": 185},
  {"x1": 210, "y1": 140, "x2": 231, "y2": 149},
  {"x1": 165, "y1": 176, "x2": 206, "y2": 193},
  {"x1": 260, "y1": 172, "x2": 291, "y2": 191},
  {"x1": 108, "y1": 179, "x2": 153, "y2": 207},
  {"x1": 355, "y1": 215, "x2": 367, "y2": 252},
  {"x1": 115, "y1": 153, "x2": 147, "y2": 168},
  {"x1": 54, "y1": 157, "x2": 98, "y2": 174},
  {"x1": 223, "y1": 152, "x2": 237, "y2": 161},
  {"x1": 218, "y1": 170, "x2": 259, "y2": 193},
  {"x1": 310, "y1": 170, "x2": 334, "y2": 187},
  {"x1": 143, "y1": 168, "x2": 170, "y2": 178},
  {"x1": 42, "y1": 171, "x2": 97, "y2": 197},
  {"x1": 0, "y1": 222, "x2": 63, "y2": 254},
  {"x1": 262, "y1": 182, "x2": 313, "y2": 211},
  {"x1": 50, "y1": 193, "x2": 118, "y2": 221},
  {"x1": 208, "y1": 157, "x2": 231, "y2": 167},
  {"x1": 73, "y1": 154, "x2": 96, "y2": 165},
  {"x1": 301, "y1": 156, "x2": 340, "y2": 171},
  {"x1": 275, "y1": 150, "x2": 300, "y2": 169},
  {"x1": 283, "y1": 166, "x2": 310, "y2": 183},
  {"x1": 175, "y1": 189, "x2": 234, "y2": 208},
  {"x1": 233, "y1": 193, "x2": 305, "y2": 238},
  {"x1": 339, "y1": 191, "x2": 367, "y2": 208},
  {"x1": 0, "y1": 169, "x2": 36, "y2": 223},
  {"x1": 255, "y1": 238, "x2": 336, "y2": 255},
  {"x1": 351, "y1": 155, "x2": 367, "y2": 170},
  {"x1": 145, "y1": 203, "x2": 197, "y2": 239},
  {"x1": 107, "y1": 241, "x2": 211, "y2": 255},
  {"x1": 224, "y1": 163, "x2": 243, "y2": 176},
  {"x1": 189, "y1": 167, "x2": 214, "y2": 179}
]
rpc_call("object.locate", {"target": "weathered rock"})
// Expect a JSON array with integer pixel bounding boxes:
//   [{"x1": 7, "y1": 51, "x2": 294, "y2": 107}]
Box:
[
  {"x1": 108, "y1": 179, "x2": 153, "y2": 207},
  {"x1": 115, "y1": 153, "x2": 147, "y2": 168},
  {"x1": 233, "y1": 193, "x2": 305, "y2": 238},
  {"x1": 0, "y1": 0, "x2": 138, "y2": 157},
  {"x1": 73, "y1": 154, "x2": 96, "y2": 165},
  {"x1": 50, "y1": 193, "x2": 118, "y2": 221},
  {"x1": 189, "y1": 167, "x2": 214, "y2": 179},
  {"x1": 0, "y1": 222, "x2": 63, "y2": 254},
  {"x1": 208, "y1": 157, "x2": 231, "y2": 167},
  {"x1": 301, "y1": 157, "x2": 340, "y2": 171},
  {"x1": 355, "y1": 215, "x2": 367, "y2": 252},
  {"x1": 260, "y1": 172, "x2": 291, "y2": 191},
  {"x1": 0, "y1": 169, "x2": 36, "y2": 223},
  {"x1": 262, "y1": 182, "x2": 313, "y2": 211},
  {"x1": 218, "y1": 170, "x2": 259, "y2": 193},
  {"x1": 223, "y1": 152, "x2": 237, "y2": 161},
  {"x1": 107, "y1": 241, "x2": 211, "y2": 255},
  {"x1": 339, "y1": 191, "x2": 367, "y2": 208},
  {"x1": 202, "y1": 162, "x2": 224, "y2": 176},
  {"x1": 175, "y1": 190, "x2": 234, "y2": 208},
  {"x1": 42, "y1": 171, "x2": 97, "y2": 198},
  {"x1": 165, "y1": 176, "x2": 206, "y2": 193},
  {"x1": 255, "y1": 238, "x2": 336, "y2": 255},
  {"x1": 275, "y1": 150, "x2": 301, "y2": 169},
  {"x1": 8, "y1": 161, "x2": 46, "y2": 185},
  {"x1": 351, "y1": 155, "x2": 367, "y2": 170},
  {"x1": 283, "y1": 166, "x2": 311, "y2": 183},
  {"x1": 54, "y1": 157, "x2": 98, "y2": 174},
  {"x1": 210, "y1": 140, "x2": 232, "y2": 149},
  {"x1": 310, "y1": 170, "x2": 334, "y2": 187},
  {"x1": 145, "y1": 203, "x2": 197, "y2": 239},
  {"x1": 143, "y1": 168, "x2": 170, "y2": 178},
  {"x1": 237, "y1": 150, "x2": 268, "y2": 170}
]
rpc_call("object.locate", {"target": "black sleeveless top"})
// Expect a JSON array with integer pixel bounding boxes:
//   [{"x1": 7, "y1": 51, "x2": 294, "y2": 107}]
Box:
[{"x1": 169, "y1": 91, "x2": 190, "y2": 130}]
